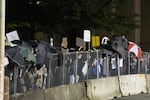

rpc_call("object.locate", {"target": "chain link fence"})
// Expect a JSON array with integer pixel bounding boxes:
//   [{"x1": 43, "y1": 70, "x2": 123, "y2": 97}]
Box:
[{"x1": 6, "y1": 50, "x2": 150, "y2": 94}]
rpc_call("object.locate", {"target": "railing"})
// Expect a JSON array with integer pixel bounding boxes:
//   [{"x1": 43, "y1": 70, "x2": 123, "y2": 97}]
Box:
[{"x1": 6, "y1": 50, "x2": 150, "y2": 95}]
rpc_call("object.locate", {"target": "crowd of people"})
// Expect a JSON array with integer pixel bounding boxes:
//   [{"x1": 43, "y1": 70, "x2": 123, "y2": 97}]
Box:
[{"x1": 4, "y1": 35, "x2": 150, "y2": 95}]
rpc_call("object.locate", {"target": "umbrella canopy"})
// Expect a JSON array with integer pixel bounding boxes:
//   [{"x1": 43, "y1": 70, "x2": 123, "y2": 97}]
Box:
[
  {"x1": 5, "y1": 47, "x2": 26, "y2": 67},
  {"x1": 128, "y1": 41, "x2": 142, "y2": 59},
  {"x1": 18, "y1": 46, "x2": 36, "y2": 63},
  {"x1": 35, "y1": 41, "x2": 57, "y2": 65},
  {"x1": 101, "y1": 35, "x2": 128, "y2": 58}
]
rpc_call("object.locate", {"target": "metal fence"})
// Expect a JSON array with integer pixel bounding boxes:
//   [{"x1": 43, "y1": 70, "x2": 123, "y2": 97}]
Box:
[{"x1": 6, "y1": 50, "x2": 150, "y2": 95}]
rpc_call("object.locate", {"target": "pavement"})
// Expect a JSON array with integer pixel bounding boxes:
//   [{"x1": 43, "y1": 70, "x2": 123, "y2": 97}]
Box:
[{"x1": 113, "y1": 94, "x2": 150, "y2": 100}]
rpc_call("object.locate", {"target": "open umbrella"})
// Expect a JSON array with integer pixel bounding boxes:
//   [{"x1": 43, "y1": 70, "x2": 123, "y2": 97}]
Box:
[
  {"x1": 128, "y1": 41, "x2": 142, "y2": 59},
  {"x1": 102, "y1": 35, "x2": 128, "y2": 58},
  {"x1": 5, "y1": 47, "x2": 26, "y2": 67},
  {"x1": 35, "y1": 41, "x2": 57, "y2": 65},
  {"x1": 18, "y1": 46, "x2": 36, "y2": 63}
]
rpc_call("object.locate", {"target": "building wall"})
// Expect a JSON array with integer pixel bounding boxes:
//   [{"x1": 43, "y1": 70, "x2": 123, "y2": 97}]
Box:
[
  {"x1": 117, "y1": 0, "x2": 150, "y2": 51},
  {"x1": 141, "y1": 0, "x2": 150, "y2": 51}
]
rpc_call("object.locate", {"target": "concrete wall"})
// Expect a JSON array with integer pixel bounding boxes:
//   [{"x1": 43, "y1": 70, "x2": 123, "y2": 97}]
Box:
[
  {"x1": 86, "y1": 77, "x2": 121, "y2": 100},
  {"x1": 86, "y1": 74, "x2": 149, "y2": 100},
  {"x1": 10, "y1": 82, "x2": 87, "y2": 100},
  {"x1": 10, "y1": 74, "x2": 150, "y2": 100}
]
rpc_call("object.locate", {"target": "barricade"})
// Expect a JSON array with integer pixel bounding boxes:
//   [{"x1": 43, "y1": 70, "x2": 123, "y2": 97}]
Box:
[
  {"x1": 10, "y1": 82, "x2": 86, "y2": 100},
  {"x1": 24, "y1": 90, "x2": 45, "y2": 100},
  {"x1": 119, "y1": 74, "x2": 147, "y2": 96},
  {"x1": 44, "y1": 82, "x2": 86, "y2": 100},
  {"x1": 9, "y1": 74, "x2": 150, "y2": 100},
  {"x1": 67, "y1": 82, "x2": 87, "y2": 100},
  {"x1": 4, "y1": 76, "x2": 9, "y2": 100},
  {"x1": 9, "y1": 93, "x2": 25, "y2": 100},
  {"x1": 86, "y1": 76, "x2": 121, "y2": 100},
  {"x1": 10, "y1": 90, "x2": 45, "y2": 100},
  {"x1": 44, "y1": 85, "x2": 68, "y2": 100},
  {"x1": 146, "y1": 74, "x2": 150, "y2": 93}
]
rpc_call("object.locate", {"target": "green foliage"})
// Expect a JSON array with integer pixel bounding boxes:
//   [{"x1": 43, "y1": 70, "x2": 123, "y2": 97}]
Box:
[
  {"x1": 6, "y1": 0, "x2": 138, "y2": 35},
  {"x1": 39, "y1": 0, "x2": 138, "y2": 35},
  {"x1": 7, "y1": 22, "x2": 31, "y2": 30}
]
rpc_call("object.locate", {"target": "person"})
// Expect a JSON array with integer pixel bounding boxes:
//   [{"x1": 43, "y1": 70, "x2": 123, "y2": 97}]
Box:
[
  {"x1": 130, "y1": 52, "x2": 138, "y2": 74},
  {"x1": 78, "y1": 46, "x2": 86, "y2": 51},
  {"x1": 61, "y1": 37, "x2": 69, "y2": 53}
]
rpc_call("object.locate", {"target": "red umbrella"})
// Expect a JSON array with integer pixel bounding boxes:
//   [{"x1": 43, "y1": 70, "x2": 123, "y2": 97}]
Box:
[{"x1": 128, "y1": 41, "x2": 142, "y2": 59}]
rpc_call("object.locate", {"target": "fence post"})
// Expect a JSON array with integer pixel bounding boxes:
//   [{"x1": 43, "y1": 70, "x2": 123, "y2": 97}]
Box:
[
  {"x1": 117, "y1": 53, "x2": 120, "y2": 76},
  {"x1": 128, "y1": 52, "x2": 131, "y2": 74},
  {"x1": 138, "y1": 58, "x2": 140, "y2": 74},
  {"x1": 62, "y1": 53, "x2": 65, "y2": 84},
  {"x1": 47, "y1": 53, "x2": 52, "y2": 88},
  {"x1": 146, "y1": 52, "x2": 149, "y2": 74},
  {"x1": 96, "y1": 50, "x2": 99, "y2": 78},
  {"x1": 87, "y1": 51, "x2": 89, "y2": 80},
  {"x1": 13, "y1": 65, "x2": 18, "y2": 93},
  {"x1": 106, "y1": 54, "x2": 110, "y2": 77},
  {"x1": 75, "y1": 52, "x2": 78, "y2": 83}
]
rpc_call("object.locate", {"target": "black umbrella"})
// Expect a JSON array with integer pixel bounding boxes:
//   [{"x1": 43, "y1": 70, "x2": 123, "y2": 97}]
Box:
[
  {"x1": 101, "y1": 35, "x2": 128, "y2": 58},
  {"x1": 110, "y1": 35, "x2": 128, "y2": 57},
  {"x1": 18, "y1": 46, "x2": 36, "y2": 63},
  {"x1": 35, "y1": 41, "x2": 57, "y2": 65},
  {"x1": 5, "y1": 45, "x2": 36, "y2": 67},
  {"x1": 5, "y1": 47, "x2": 25, "y2": 67}
]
